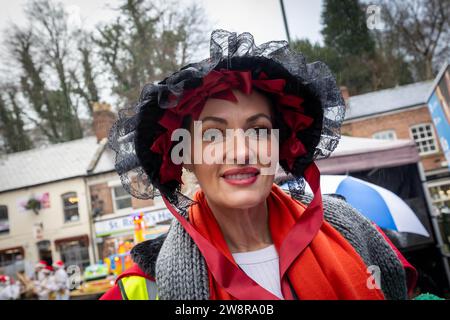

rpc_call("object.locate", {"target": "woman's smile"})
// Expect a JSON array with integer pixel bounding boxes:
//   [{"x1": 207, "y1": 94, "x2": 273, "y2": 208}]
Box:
[{"x1": 221, "y1": 167, "x2": 260, "y2": 186}]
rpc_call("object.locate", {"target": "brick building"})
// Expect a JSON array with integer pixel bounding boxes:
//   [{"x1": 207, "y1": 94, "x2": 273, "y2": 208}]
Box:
[
  {"x1": 0, "y1": 103, "x2": 171, "y2": 277},
  {"x1": 85, "y1": 146, "x2": 172, "y2": 263},
  {"x1": 341, "y1": 81, "x2": 450, "y2": 211}
]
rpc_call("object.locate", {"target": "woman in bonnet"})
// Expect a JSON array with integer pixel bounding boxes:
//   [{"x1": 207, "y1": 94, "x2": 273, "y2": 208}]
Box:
[{"x1": 101, "y1": 30, "x2": 415, "y2": 300}]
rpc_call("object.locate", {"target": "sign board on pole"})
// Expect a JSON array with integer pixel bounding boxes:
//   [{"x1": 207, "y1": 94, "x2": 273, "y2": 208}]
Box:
[{"x1": 427, "y1": 63, "x2": 450, "y2": 169}]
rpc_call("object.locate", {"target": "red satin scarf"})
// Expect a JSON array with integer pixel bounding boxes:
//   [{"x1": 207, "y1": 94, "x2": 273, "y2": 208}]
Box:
[{"x1": 186, "y1": 184, "x2": 385, "y2": 300}]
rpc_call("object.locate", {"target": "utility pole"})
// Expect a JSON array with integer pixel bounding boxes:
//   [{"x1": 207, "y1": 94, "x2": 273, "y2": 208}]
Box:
[{"x1": 279, "y1": 0, "x2": 291, "y2": 43}]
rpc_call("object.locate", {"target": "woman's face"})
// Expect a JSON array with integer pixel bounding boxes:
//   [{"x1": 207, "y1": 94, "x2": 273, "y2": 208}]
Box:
[{"x1": 188, "y1": 89, "x2": 276, "y2": 210}]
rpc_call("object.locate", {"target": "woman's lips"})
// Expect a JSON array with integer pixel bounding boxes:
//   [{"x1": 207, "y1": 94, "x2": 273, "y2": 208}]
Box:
[{"x1": 221, "y1": 167, "x2": 260, "y2": 186}]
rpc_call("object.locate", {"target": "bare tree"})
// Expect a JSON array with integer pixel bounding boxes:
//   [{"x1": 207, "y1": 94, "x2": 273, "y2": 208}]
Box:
[
  {"x1": 378, "y1": 0, "x2": 450, "y2": 80},
  {"x1": 3, "y1": 0, "x2": 101, "y2": 146},
  {"x1": 94, "y1": 0, "x2": 209, "y2": 106},
  {"x1": 0, "y1": 84, "x2": 33, "y2": 153},
  {"x1": 70, "y1": 34, "x2": 101, "y2": 114}
]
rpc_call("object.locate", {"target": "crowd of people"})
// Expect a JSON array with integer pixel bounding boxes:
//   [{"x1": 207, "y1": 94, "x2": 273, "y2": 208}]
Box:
[{"x1": 0, "y1": 260, "x2": 70, "y2": 300}]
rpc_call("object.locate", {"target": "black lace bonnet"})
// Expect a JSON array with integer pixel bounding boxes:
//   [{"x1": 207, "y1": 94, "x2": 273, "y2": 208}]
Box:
[{"x1": 108, "y1": 29, "x2": 345, "y2": 208}]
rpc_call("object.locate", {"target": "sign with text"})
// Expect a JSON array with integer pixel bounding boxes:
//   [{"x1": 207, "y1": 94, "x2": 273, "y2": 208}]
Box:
[
  {"x1": 427, "y1": 64, "x2": 450, "y2": 169},
  {"x1": 94, "y1": 208, "x2": 172, "y2": 237}
]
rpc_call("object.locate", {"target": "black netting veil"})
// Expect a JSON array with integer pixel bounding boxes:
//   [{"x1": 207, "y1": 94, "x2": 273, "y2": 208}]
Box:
[{"x1": 108, "y1": 29, "x2": 345, "y2": 210}]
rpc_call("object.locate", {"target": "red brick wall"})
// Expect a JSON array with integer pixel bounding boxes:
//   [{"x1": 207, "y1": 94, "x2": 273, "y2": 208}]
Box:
[
  {"x1": 89, "y1": 183, "x2": 114, "y2": 215},
  {"x1": 341, "y1": 105, "x2": 446, "y2": 172},
  {"x1": 89, "y1": 182, "x2": 154, "y2": 215}
]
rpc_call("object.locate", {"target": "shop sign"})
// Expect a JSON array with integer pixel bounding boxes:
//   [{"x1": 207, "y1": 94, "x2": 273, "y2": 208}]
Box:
[
  {"x1": 95, "y1": 208, "x2": 172, "y2": 237},
  {"x1": 33, "y1": 223, "x2": 44, "y2": 240},
  {"x1": 427, "y1": 63, "x2": 450, "y2": 169}
]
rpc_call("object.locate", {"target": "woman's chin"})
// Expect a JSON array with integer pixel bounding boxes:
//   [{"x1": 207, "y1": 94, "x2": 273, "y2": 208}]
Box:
[
  {"x1": 219, "y1": 185, "x2": 271, "y2": 209},
  {"x1": 203, "y1": 176, "x2": 274, "y2": 209}
]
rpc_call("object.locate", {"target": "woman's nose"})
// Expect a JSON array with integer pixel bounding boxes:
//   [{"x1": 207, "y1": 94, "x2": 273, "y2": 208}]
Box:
[{"x1": 225, "y1": 129, "x2": 257, "y2": 165}]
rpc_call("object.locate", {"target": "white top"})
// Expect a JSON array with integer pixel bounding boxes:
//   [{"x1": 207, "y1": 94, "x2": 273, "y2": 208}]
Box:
[
  {"x1": 54, "y1": 268, "x2": 69, "y2": 291},
  {"x1": 232, "y1": 244, "x2": 284, "y2": 299}
]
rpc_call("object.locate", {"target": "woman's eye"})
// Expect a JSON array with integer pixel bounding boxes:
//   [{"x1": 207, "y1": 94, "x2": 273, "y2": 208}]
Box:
[
  {"x1": 203, "y1": 129, "x2": 223, "y2": 142},
  {"x1": 246, "y1": 127, "x2": 271, "y2": 139}
]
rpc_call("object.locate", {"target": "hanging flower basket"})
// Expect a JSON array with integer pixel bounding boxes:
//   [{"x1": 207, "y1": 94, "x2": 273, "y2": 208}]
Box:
[{"x1": 25, "y1": 198, "x2": 42, "y2": 215}]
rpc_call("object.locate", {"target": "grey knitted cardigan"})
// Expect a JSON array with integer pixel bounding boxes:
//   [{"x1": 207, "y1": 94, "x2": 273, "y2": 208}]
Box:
[{"x1": 131, "y1": 193, "x2": 408, "y2": 300}]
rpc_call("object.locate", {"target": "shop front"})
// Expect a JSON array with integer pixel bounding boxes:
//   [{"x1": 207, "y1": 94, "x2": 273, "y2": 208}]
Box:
[
  {"x1": 0, "y1": 246, "x2": 25, "y2": 277},
  {"x1": 54, "y1": 235, "x2": 91, "y2": 271},
  {"x1": 94, "y1": 207, "x2": 172, "y2": 274}
]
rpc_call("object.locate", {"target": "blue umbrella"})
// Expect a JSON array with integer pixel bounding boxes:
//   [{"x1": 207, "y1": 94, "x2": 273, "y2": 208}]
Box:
[{"x1": 281, "y1": 175, "x2": 429, "y2": 237}]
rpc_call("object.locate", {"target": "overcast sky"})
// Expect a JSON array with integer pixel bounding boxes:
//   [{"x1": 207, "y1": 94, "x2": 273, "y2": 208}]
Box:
[
  {"x1": 0, "y1": 0, "x2": 324, "y2": 108},
  {"x1": 0, "y1": 0, "x2": 324, "y2": 54}
]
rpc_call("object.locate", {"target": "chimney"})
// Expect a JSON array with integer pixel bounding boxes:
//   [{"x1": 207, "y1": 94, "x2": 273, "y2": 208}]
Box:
[
  {"x1": 340, "y1": 86, "x2": 350, "y2": 107},
  {"x1": 92, "y1": 102, "x2": 117, "y2": 142}
]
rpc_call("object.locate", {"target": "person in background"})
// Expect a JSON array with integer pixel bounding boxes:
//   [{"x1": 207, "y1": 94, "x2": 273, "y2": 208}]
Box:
[
  {"x1": 35, "y1": 266, "x2": 57, "y2": 300},
  {"x1": 16, "y1": 270, "x2": 37, "y2": 300},
  {"x1": 0, "y1": 275, "x2": 20, "y2": 300},
  {"x1": 34, "y1": 260, "x2": 47, "y2": 282},
  {"x1": 53, "y1": 260, "x2": 70, "y2": 300}
]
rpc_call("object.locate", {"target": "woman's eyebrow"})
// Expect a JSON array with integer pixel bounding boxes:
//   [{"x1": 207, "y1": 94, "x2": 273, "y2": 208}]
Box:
[
  {"x1": 246, "y1": 113, "x2": 272, "y2": 123},
  {"x1": 199, "y1": 113, "x2": 271, "y2": 125},
  {"x1": 199, "y1": 116, "x2": 228, "y2": 124}
]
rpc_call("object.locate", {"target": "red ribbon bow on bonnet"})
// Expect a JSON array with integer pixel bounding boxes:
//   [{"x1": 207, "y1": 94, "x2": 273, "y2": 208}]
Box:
[{"x1": 150, "y1": 69, "x2": 314, "y2": 184}]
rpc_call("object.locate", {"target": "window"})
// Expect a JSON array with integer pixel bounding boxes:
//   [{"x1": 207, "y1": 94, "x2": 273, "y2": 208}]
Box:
[
  {"x1": 62, "y1": 192, "x2": 80, "y2": 223},
  {"x1": 373, "y1": 130, "x2": 397, "y2": 140},
  {"x1": 113, "y1": 186, "x2": 132, "y2": 210},
  {"x1": 429, "y1": 182, "x2": 450, "y2": 254},
  {"x1": 0, "y1": 247, "x2": 24, "y2": 274},
  {"x1": 0, "y1": 205, "x2": 9, "y2": 235},
  {"x1": 410, "y1": 123, "x2": 438, "y2": 155},
  {"x1": 429, "y1": 183, "x2": 450, "y2": 209},
  {"x1": 36, "y1": 240, "x2": 52, "y2": 266},
  {"x1": 56, "y1": 236, "x2": 90, "y2": 271}
]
